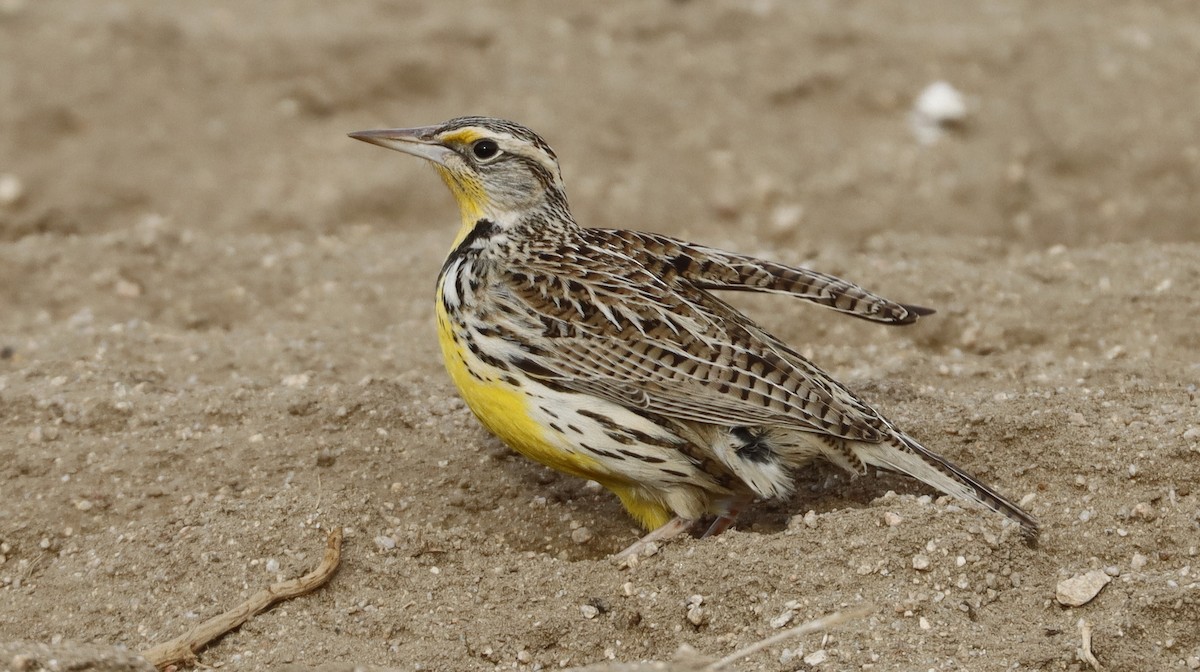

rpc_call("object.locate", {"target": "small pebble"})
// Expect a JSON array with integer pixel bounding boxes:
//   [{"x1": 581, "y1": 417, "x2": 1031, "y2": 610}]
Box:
[
  {"x1": 884, "y1": 512, "x2": 903, "y2": 527},
  {"x1": 1068, "y1": 412, "x2": 1088, "y2": 426},
  {"x1": 770, "y1": 609, "x2": 795, "y2": 629},
  {"x1": 580, "y1": 604, "x2": 599, "y2": 619},
  {"x1": 910, "y1": 81, "x2": 967, "y2": 144},
  {"x1": 912, "y1": 554, "x2": 931, "y2": 571},
  {"x1": 74, "y1": 499, "x2": 93, "y2": 512},
  {"x1": 265, "y1": 558, "x2": 280, "y2": 573},
  {"x1": 919, "y1": 616, "x2": 931, "y2": 630},
  {"x1": 1132, "y1": 502, "x2": 1156, "y2": 521},
  {"x1": 0, "y1": 173, "x2": 23, "y2": 206},
  {"x1": 1055, "y1": 569, "x2": 1111, "y2": 607},
  {"x1": 570, "y1": 526, "x2": 593, "y2": 544},
  {"x1": 686, "y1": 602, "x2": 707, "y2": 626},
  {"x1": 1131, "y1": 553, "x2": 1149, "y2": 570},
  {"x1": 803, "y1": 649, "x2": 828, "y2": 666},
  {"x1": 281, "y1": 373, "x2": 309, "y2": 388},
  {"x1": 1183, "y1": 428, "x2": 1200, "y2": 441},
  {"x1": 374, "y1": 535, "x2": 396, "y2": 551}
]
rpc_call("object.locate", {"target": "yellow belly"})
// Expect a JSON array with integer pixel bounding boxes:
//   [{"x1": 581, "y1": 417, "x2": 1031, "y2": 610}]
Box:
[{"x1": 434, "y1": 294, "x2": 608, "y2": 482}]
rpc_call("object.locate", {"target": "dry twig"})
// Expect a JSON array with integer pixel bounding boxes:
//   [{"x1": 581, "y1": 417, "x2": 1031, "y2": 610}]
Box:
[
  {"x1": 564, "y1": 605, "x2": 870, "y2": 672},
  {"x1": 140, "y1": 527, "x2": 343, "y2": 670},
  {"x1": 1077, "y1": 618, "x2": 1102, "y2": 672}
]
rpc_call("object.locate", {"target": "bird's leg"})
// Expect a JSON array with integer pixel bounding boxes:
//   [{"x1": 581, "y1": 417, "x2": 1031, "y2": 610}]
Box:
[
  {"x1": 613, "y1": 516, "x2": 693, "y2": 561},
  {"x1": 701, "y1": 494, "x2": 754, "y2": 537}
]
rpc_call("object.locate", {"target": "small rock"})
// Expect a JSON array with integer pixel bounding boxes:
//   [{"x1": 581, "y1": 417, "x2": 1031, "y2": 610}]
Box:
[
  {"x1": 685, "y1": 601, "x2": 707, "y2": 626},
  {"x1": 570, "y1": 526, "x2": 593, "y2": 544},
  {"x1": 1183, "y1": 427, "x2": 1200, "y2": 441},
  {"x1": 1131, "y1": 553, "x2": 1149, "y2": 570},
  {"x1": 74, "y1": 499, "x2": 93, "y2": 512},
  {"x1": 0, "y1": 173, "x2": 24, "y2": 206},
  {"x1": 912, "y1": 554, "x2": 931, "y2": 571},
  {"x1": 1132, "y1": 502, "x2": 1156, "y2": 521},
  {"x1": 1068, "y1": 412, "x2": 1088, "y2": 426},
  {"x1": 803, "y1": 510, "x2": 818, "y2": 528},
  {"x1": 374, "y1": 535, "x2": 396, "y2": 551},
  {"x1": 282, "y1": 373, "x2": 309, "y2": 388},
  {"x1": 580, "y1": 604, "x2": 599, "y2": 619},
  {"x1": 770, "y1": 609, "x2": 795, "y2": 629},
  {"x1": 910, "y1": 81, "x2": 968, "y2": 145},
  {"x1": 884, "y1": 512, "x2": 903, "y2": 527},
  {"x1": 1185, "y1": 655, "x2": 1199, "y2": 670},
  {"x1": 803, "y1": 649, "x2": 828, "y2": 666},
  {"x1": 1055, "y1": 569, "x2": 1111, "y2": 607},
  {"x1": 919, "y1": 616, "x2": 931, "y2": 630},
  {"x1": 265, "y1": 558, "x2": 280, "y2": 573}
]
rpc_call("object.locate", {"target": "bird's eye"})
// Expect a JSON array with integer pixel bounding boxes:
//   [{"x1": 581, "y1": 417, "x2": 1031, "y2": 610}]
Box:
[{"x1": 472, "y1": 139, "x2": 500, "y2": 161}]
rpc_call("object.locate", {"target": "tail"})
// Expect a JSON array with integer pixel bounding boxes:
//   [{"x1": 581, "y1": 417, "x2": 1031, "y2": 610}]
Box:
[{"x1": 851, "y1": 431, "x2": 1039, "y2": 543}]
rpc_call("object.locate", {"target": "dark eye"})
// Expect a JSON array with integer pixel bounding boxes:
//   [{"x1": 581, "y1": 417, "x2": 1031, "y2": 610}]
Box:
[{"x1": 472, "y1": 139, "x2": 500, "y2": 161}]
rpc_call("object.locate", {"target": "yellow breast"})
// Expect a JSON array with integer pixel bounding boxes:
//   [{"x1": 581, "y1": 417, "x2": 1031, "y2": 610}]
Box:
[{"x1": 434, "y1": 285, "x2": 608, "y2": 482}]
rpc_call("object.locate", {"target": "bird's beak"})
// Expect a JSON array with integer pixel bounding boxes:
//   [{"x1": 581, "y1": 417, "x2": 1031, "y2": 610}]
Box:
[{"x1": 348, "y1": 126, "x2": 455, "y2": 167}]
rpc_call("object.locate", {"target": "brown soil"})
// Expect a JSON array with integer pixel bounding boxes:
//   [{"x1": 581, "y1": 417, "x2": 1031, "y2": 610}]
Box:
[{"x1": 2, "y1": 2, "x2": 1199, "y2": 671}]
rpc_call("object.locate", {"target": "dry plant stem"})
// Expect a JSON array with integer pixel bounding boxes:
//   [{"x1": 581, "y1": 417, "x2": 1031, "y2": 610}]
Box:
[
  {"x1": 703, "y1": 605, "x2": 872, "y2": 671},
  {"x1": 140, "y1": 527, "x2": 344, "y2": 671},
  {"x1": 1077, "y1": 618, "x2": 1102, "y2": 672}
]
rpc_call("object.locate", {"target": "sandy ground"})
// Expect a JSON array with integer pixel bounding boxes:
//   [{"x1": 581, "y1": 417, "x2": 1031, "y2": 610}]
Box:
[{"x1": 2, "y1": 2, "x2": 1200, "y2": 671}]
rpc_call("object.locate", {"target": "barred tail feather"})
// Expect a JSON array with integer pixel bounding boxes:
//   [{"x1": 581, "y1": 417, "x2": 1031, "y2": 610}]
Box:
[{"x1": 851, "y1": 432, "x2": 1040, "y2": 542}]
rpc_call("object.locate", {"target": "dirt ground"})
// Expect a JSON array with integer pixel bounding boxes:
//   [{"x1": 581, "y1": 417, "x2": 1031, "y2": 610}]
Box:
[{"x1": 2, "y1": 2, "x2": 1199, "y2": 671}]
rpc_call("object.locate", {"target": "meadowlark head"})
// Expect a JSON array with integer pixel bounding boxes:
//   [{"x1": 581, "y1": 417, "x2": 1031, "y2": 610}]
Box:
[{"x1": 350, "y1": 116, "x2": 568, "y2": 224}]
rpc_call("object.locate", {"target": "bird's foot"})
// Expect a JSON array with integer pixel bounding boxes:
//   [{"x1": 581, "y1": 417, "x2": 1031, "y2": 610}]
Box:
[{"x1": 613, "y1": 516, "x2": 693, "y2": 565}]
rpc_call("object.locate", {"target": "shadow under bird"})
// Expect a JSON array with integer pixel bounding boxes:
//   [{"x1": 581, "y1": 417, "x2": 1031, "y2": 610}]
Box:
[{"x1": 350, "y1": 116, "x2": 1038, "y2": 556}]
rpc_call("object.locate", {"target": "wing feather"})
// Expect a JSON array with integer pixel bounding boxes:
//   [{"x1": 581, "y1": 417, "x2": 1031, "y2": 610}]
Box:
[{"x1": 498, "y1": 240, "x2": 889, "y2": 442}]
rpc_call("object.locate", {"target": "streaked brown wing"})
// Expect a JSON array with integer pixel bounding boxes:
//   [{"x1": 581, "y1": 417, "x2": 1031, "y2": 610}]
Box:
[
  {"x1": 497, "y1": 244, "x2": 887, "y2": 442},
  {"x1": 593, "y1": 229, "x2": 934, "y2": 325}
]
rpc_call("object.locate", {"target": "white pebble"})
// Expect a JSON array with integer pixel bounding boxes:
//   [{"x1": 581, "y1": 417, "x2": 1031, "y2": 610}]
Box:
[
  {"x1": 281, "y1": 373, "x2": 309, "y2": 388},
  {"x1": 1183, "y1": 427, "x2": 1200, "y2": 441},
  {"x1": 1055, "y1": 569, "x2": 1111, "y2": 607},
  {"x1": 570, "y1": 526, "x2": 593, "y2": 544},
  {"x1": 770, "y1": 609, "x2": 795, "y2": 629},
  {"x1": 803, "y1": 649, "x2": 828, "y2": 666},
  {"x1": 265, "y1": 558, "x2": 280, "y2": 573},
  {"x1": 884, "y1": 512, "x2": 903, "y2": 527},
  {"x1": 580, "y1": 604, "x2": 599, "y2": 619},
  {"x1": 1131, "y1": 553, "x2": 1149, "y2": 570},
  {"x1": 1132, "y1": 502, "x2": 1156, "y2": 521},
  {"x1": 912, "y1": 554, "x2": 931, "y2": 571},
  {"x1": 919, "y1": 616, "x2": 931, "y2": 630},
  {"x1": 374, "y1": 535, "x2": 396, "y2": 550},
  {"x1": 0, "y1": 173, "x2": 23, "y2": 206}
]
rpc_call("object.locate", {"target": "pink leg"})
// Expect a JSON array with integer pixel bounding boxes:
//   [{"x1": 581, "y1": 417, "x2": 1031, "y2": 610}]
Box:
[{"x1": 701, "y1": 495, "x2": 753, "y2": 537}]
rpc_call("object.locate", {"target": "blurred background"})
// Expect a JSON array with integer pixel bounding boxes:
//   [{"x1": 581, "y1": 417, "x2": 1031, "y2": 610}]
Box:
[
  {"x1": 3, "y1": 0, "x2": 1197, "y2": 252},
  {"x1": 2, "y1": 3, "x2": 1199, "y2": 669}
]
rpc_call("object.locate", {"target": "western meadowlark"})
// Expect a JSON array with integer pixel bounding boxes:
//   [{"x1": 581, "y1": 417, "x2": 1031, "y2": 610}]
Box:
[{"x1": 350, "y1": 116, "x2": 1038, "y2": 555}]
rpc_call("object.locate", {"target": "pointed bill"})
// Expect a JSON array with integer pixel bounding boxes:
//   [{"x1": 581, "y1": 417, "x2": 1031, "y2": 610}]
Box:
[{"x1": 348, "y1": 126, "x2": 455, "y2": 166}]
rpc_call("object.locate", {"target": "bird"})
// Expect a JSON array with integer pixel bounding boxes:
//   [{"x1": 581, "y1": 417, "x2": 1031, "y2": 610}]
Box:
[{"x1": 349, "y1": 116, "x2": 1038, "y2": 556}]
